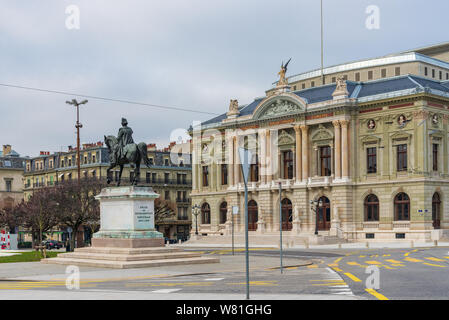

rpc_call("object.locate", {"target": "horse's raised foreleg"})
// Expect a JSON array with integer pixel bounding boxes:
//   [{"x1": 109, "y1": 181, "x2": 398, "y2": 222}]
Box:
[
  {"x1": 117, "y1": 164, "x2": 124, "y2": 186},
  {"x1": 133, "y1": 162, "x2": 140, "y2": 186},
  {"x1": 106, "y1": 163, "x2": 115, "y2": 185}
]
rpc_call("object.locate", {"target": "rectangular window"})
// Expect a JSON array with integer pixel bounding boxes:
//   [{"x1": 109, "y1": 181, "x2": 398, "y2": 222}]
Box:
[
  {"x1": 152, "y1": 173, "x2": 156, "y2": 182},
  {"x1": 381, "y1": 69, "x2": 387, "y2": 78},
  {"x1": 302, "y1": 83, "x2": 306, "y2": 89},
  {"x1": 355, "y1": 72, "x2": 360, "y2": 82},
  {"x1": 130, "y1": 171, "x2": 134, "y2": 182},
  {"x1": 311, "y1": 81, "x2": 315, "y2": 88},
  {"x1": 283, "y1": 151, "x2": 293, "y2": 179},
  {"x1": 433, "y1": 144, "x2": 438, "y2": 171},
  {"x1": 432, "y1": 69, "x2": 435, "y2": 78},
  {"x1": 320, "y1": 146, "x2": 332, "y2": 176},
  {"x1": 395, "y1": 67, "x2": 400, "y2": 76},
  {"x1": 343, "y1": 75, "x2": 348, "y2": 80},
  {"x1": 164, "y1": 172, "x2": 169, "y2": 183},
  {"x1": 202, "y1": 166, "x2": 209, "y2": 187},
  {"x1": 368, "y1": 71, "x2": 373, "y2": 80},
  {"x1": 149, "y1": 158, "x2": 154, "y2": 165},
  {"x1": 425, "y1": 67, "x2": 428, "y2": 76},
  {"x1": 221, "y1": 164, "x2": 228, "y2": 185},
  {"x1": 164, "y1": 159, "x2": 169, "y2": 166},
  {"x1": 397, "y1": 144, "x2": 408, "y2": 172},
  {"x1": 446, "y1": 73, "x2": 449, "y2": 80},
  {"x1": 293, "y1": 85, "x2": 296, "y2": 91},
  {"x1": 92, "y1": 155, "x2": 96, "y2": 163},
  {"x1": 164, "y1": 190, "x2": 170, "y2": 200},
  {"x1": 250, "y1": 157, "x2": 259, "y2": 182},
  {"x1": 332, "y1": 77, "x2": 336, "y2": 83},
  {"x1": 5, "y1": 180, "x2": 11, "y2": 192},
  {"x1": 367, "y1": 147, "x2": 377, "y2": 174},
  {"x1": 440, "y1": 71, "x2": 443, "y2": 80}
]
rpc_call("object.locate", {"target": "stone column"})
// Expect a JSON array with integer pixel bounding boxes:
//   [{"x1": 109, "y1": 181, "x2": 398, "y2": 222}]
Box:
[
  {"x1": 332, "y1": 120, "x2": 341, "y2": 179},
  {"x1": 234, "y1": 136, "x2": 239, "y2": 185},
  {"x1": 267, "y1": 130, "x2": 272, "y2": 184},
  {"x1": 294, "y1": 126, "x2": 302, "y2": 183},
  {"x1": 341, "y1": 120, "x2": 350, "y2": 178},
  {"x1": 300, "y1": 125, "x2": 309, "y2": 181},
  {"x1": 260, "y1": 130, "x2": 267, "y2": 184},
  {"x1": 227, "y1": 135, "x2": 234, "y2": 186}
]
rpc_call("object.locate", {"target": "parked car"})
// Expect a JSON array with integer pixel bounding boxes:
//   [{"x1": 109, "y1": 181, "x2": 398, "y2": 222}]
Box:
[{"x1": 42, "y1": 240, "x2": 63, "y2": 250}]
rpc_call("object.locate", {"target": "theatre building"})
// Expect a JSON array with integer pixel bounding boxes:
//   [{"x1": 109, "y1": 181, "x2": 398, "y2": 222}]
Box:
[{"x1": 189, "y1": 43, "x2": 449, "y2": 243}]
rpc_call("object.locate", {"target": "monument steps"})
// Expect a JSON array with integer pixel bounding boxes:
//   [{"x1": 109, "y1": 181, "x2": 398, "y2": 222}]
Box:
[
  {"x1": 74, "y1": 246, "x2": 184, "y2": 255},
  {"x1": 41, "y1": 256, "x2": 220, "y2": 269},
  {"x1": 59, "y1": 251, "x2": 203, "y2": 261}
]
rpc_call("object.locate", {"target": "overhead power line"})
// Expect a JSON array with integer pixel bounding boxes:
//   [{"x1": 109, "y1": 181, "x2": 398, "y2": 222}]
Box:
[{"x1": 0, "y1": 82, "x2": 220, "y2": 116}]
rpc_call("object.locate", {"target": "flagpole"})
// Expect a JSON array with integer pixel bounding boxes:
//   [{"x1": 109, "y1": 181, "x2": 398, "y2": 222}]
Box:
[{"x1": 321, "y1": 0, "x2": 324, "y2": 85}]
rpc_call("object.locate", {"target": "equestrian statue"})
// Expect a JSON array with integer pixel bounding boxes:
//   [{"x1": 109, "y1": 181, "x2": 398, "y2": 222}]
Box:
[{"x1": 104, "y1": 118, "x2": 151, "y2": 186}]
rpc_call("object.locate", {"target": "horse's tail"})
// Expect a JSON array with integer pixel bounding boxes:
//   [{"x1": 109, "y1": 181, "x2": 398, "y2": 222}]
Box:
[{"x1": 138, "y1": 143, "x2": 151, "y2": 167}]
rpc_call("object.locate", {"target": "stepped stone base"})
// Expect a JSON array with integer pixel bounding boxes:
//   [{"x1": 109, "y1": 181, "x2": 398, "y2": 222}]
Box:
[
  {"x1": 92, "y1": 238, "x2": 164, "y2": 248},
  {"x1": 41, "y1": 246, "x2": 219, "y2": 269}
]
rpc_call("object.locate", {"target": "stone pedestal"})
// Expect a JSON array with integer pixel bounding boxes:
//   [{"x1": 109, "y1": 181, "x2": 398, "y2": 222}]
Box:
[
  {"x1": 93, "y1": 186, "x2": 164, "y2": 247},
  {"x1": 42, "y1": 186, "x2": 219, "y2": 268}
]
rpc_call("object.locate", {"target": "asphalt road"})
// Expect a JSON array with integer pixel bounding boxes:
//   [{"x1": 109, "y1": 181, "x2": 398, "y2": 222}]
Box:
[
  {"x1": 1, "y1": 246, "x2": 449, "y2": 300},
  {"x1": 209, "y1": 246, "x2": 449, "y2": 300}
]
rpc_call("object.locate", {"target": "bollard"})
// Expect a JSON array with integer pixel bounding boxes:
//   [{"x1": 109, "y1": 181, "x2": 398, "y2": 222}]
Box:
[
  {"x1": 410, "y1": 240, "x2": 414, "y2": 248},
  {"x1": 434, "y1": 240, "x2": 438, "y2": 247},
  {"x1": 365, "y1": 242, "x2": 369, "y2": 248}
]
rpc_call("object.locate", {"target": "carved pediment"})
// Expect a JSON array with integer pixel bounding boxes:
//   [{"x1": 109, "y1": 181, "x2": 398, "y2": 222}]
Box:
[
  {"x1": 278, "y1": 130, "x2": 295, "y2": 145},
  {"x1": 360, "y1": 135, "x2": 381, "y2": 145},
  {"x1": 258, "y1": 99, "x2": 303, "y2": 120},
  {"x1": 311, "y1": 126, "x2": 333, "y2": 142}
]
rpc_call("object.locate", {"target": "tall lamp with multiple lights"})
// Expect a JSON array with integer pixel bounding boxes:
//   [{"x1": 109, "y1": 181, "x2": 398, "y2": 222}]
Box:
[
  {"x1": 192, "y1": 204, "x2": 201, "y2": 235},
  {"x1": 310, "y1": 198, "x2": 323, "y2": 235},
  {"x1": 66, "y1": 99, "x2": 88, "y2": 182}
]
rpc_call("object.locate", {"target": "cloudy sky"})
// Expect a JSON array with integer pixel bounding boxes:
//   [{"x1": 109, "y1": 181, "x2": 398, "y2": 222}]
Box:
[{"x1": 1, "y1": 0, "x2": 448, "y2": 156}]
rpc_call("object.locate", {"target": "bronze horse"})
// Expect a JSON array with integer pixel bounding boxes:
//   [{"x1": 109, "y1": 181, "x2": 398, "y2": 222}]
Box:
[{"x1": 104, "y1": 135, "x2": 151, "y2": 186}]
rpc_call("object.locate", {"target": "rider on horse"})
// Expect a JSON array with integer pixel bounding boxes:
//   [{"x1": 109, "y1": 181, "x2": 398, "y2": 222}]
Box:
[{"x1": 116, "y1": 118, "x2": 134, "y2": 161}]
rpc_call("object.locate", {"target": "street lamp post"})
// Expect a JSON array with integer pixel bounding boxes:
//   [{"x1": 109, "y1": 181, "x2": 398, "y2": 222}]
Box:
[
  {"x1": 66, "y1": 99, "x2": 88, "y2": 182},
  {"x1": 310, "y1": 198, "x2": 323, "y2": 235},
  {"x1": 192, "y1": 204, "x2": 200, "y2": 236}
]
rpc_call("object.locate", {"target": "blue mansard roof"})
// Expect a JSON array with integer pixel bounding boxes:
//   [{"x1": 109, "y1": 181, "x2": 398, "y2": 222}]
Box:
[{"x1": 202, "y1": 75, "x2": 449, "y2": 128}]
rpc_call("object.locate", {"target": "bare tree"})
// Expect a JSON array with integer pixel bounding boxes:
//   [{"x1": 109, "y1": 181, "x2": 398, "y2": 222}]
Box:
[
  {"x1": 154, "y1": 198, "x2": 176, "y2": 224},
  {"x1": 0, "y1": 201, "x2": 26, "y2": 234},
  {"x1": 21, "y1": 187, "x2": 60, "y2": 256},
  {"x1": 53, "y1": 178, "x2": 103, "y2": 251}
]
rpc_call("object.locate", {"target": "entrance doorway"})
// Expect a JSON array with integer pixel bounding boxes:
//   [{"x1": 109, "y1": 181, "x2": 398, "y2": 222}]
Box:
[
  {"x1": 281, "y1": 198, "x2": 293, "y2": 231},
  {"x1": 248, "y1": 200, "x2": 258, "y2": 231},
  {"x1": 317, "y1": 196, "x2": 331, "y2": 231},
  {"x1": 432, "y1": 193, "x2": 441, "y2": 229}
]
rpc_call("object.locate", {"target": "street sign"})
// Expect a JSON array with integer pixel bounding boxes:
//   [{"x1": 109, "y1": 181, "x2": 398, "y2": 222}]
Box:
[
  {"x1": 67, "y1": 227, "x2": 73, "y2": 233},
  {"x1": 238, "y1": 147, "x2": 253, "y2": 185}
]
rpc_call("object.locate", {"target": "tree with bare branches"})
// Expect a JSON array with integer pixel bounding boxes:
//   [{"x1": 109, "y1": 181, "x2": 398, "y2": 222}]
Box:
[{"x1": 53, "y1": 178, "x2": 104, "y2": 251}]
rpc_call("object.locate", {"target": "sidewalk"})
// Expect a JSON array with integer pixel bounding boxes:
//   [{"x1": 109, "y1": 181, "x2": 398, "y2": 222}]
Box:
[{"x1": 176, "y1": 241, "x2": 449, "y2": 250}]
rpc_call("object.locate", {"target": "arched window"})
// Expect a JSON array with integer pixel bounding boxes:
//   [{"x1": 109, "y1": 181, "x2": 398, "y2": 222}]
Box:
[
  {"x1": 364, "y1": 194, "x2": 379, "y2": 221},
  {"x1": 281, "y1": 198, "x2": 293, "y2": 231},
  {"x1": 432, "y1": 193, "x2": 441, "y2": 229},
  {"x1": 201, "y1": 203, "x2": 211, "y2": 224},
  {"x1": 394, "y1": 193, "x2": 410, "y2": 221},
  {"x1": 219, "y1": 202, "x2": 227, "y2": 224},
  {"x1": 248, "y1": 200, "x2": 258, "y2": 231}
]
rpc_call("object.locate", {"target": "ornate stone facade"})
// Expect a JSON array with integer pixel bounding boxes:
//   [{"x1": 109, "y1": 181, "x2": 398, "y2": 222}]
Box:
[{"x1": 190, "y1": 74, "x2": 449, "y2": 242}]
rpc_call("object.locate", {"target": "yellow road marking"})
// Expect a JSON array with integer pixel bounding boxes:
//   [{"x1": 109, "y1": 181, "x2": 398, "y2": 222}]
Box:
[
  {"x1": 385, "y1": 259, "x2": 402, "y2": 264},
  {"x1": 391, "y1": 264, "x2": 405, "y2": 267},
  {"x1": 404, "y1": 257, "x2": 423, "y2": 262},
  {"x1": 227, "y1": 281, "x2": 277, "y2": 286},
  {"x1": 425, "y1": 257, "x2": 445, "y2": 262},
  {"x1": 382, "y1": 254, "x2": 391, "y2": 257},
  {"x1": 365, "y1": 261, "x2": 382, "y2": 265},
  {"x1": 332, "y1": 267, "x2": 343, "y2": 272},
  {"x1": 307, "y1": 265, "x2": 318, "y2": 269},
  {"x1": 312, "y1": 282, "x2": 346, "y2": 286},
  {"x1": 334, "y1": 257, "x2": 343, "y2": 263},
  {"x1": 423, "y1": 263, "x2": 447, "y2": 268},
  {"x1": 359, "y1": 255, "x2": 366, "y2": 258},
  {"x1": 344, "y1": 273, "x2": 362, "y2": 282},
  {"x1": 365, "y1": 288, "x2": 389, "y2": 300},
  {"x1": 379, "y1": 265, "x2": 395, "y2": 270}
]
